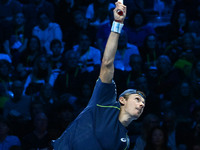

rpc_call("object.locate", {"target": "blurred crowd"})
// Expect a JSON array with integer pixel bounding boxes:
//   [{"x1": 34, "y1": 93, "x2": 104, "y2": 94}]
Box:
[{"x1": 0, "y1": 0, "x2": 200, "y2": 149}]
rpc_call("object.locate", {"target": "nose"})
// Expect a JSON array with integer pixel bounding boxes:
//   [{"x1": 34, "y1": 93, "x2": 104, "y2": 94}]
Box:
[{"x1": 140, "y1": 102, "x2": 145, "y2": 108}]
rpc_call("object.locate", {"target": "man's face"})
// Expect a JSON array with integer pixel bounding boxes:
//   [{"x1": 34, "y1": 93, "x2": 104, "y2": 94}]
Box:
[{"x1": 123, "y1": 94, "x2": 145, "y2": 119}]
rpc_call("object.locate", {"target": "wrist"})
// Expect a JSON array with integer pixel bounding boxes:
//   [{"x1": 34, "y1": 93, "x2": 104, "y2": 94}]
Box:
[
  {"x1": 111, "y1": 21, "x2": 124, "y2": 34},
  {"x1": 114, "y1": 19, "x2": 123, "y2": 24}
]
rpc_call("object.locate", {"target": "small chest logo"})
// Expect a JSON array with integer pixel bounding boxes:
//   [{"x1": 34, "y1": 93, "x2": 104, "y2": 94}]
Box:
[{"x1": 120, "y1": 138, "x2": 127, "y2": 142}]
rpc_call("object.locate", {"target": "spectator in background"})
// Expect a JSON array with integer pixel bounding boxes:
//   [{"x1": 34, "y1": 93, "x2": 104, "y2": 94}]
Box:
[
  {"x1": 23, "y1": 0, "x2": 55, "y2": 29},
  {"x1": 53, "y1": 50, "x2": 83, "y2": 97},
  {"x1": 73, "y1": 32, "x2": 101, "y2": 74},
  {"x1": 3, "y1": 80, "x2": 32, "y2": 138},
  {"x1": 171, "y1": 0, "x2": 197, "y2": 22},
  {"x1": 144, "y1": 126, "x2": 171, "y2": 150},
  {"x1": 86, "y1": 0, "x2": 114, "y2": 28},
  {"x1": 23, "y1": 55, "x2": 52, "y2": 96},
  {"x1": 3, "y1": 12, "x2": 31, "y2": 65},
  {"x1": 0, "y1": 116, "x2": 21, "y2": 150},
  {"x1": 125, "y1": 54, "x2": 145, "y2": 89},
  {"x1": 166, "y1": 10, "x2": 191, "y2": 43},
  {"x1": 64, "y1": 10, "x2": 96, "y2": 50},
  {"x1": 36, "y1": 83, "x2": 58, "y2": 115},
  {"x1": 0, "y1": 0, "x2": 22, "y2": 24},
  {"x1": 3, "y1": 80, "x2": 31, "y2": 121},
  {"x1": 154, "y1": 55, "x2": 181, "y2": 100},
  {"x1": 133, "y1": 113, "x2": 160, "y2": 150},
  {"x1": 139, "y1": 34, "x2": 163, "y2": 67},
  {"x1": 49, "y1": 39, "x2": 63, "y2": 71},
  {"x1": 124, "y1": 10, "x2": 155, "y2": 48},
  {"x1": 32, "y1": 12, "x2": 62, "y2": 55},
  {"x1": 114, "y1": 30, "x2": 140, "y2": 72},
  {"x1": 171, "y1": 80, "x2": 195, "y2": 121},
  {"x1": 22, "y1": 112, "x2": 53, "y2": 150},
  {"x1": 19, "y1": 35, "x2": 44, "y2": 68}
]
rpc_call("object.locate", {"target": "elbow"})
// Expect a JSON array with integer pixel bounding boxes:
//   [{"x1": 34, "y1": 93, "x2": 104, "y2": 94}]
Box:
[{"x1": 101, "y1": 58, "x2": 113, "y2": 68}]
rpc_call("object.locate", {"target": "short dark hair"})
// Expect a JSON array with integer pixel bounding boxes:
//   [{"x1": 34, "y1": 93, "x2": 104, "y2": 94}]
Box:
[{"x1": 119, "y1": 89, "x2": 146, "y2": 100}]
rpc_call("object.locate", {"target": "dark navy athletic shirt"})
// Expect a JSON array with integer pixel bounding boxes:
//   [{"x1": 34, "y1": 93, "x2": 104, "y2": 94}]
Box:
[{"x1": 52, "y1": 78, "x2": 130, "y2": 150}]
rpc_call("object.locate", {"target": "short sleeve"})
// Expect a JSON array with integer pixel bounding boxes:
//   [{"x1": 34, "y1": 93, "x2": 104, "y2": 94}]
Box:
[{"x1": 87, "y1": 78, "x2": 117, "y2": 107}]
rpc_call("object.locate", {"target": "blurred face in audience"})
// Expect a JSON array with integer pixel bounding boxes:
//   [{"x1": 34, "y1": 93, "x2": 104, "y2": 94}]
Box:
[
  {"x1": 52, "y1": 42, "x2": 62, "y2": 56},
  {"x1": 178, "y1": 12, "x2": 186, "y2": 27},
  {"x1": 15, "y1": 12, "x2": 25, "y2": 26},
  {"x1": 38, "y1": 57, "x2": 48, "y2": 70},
  {"x1": 129, "y1": 54, "x2": 142, "y2": 72},
  {"x1": 65, "y1": 51, "x2": 80, "y2": 68},
  {"x1": 146, "y1": 35, "x2": 156, "y2": 49},
  {"x1": 134, "y1": 13, "x2": 143, "y2": 27},
  {"x1": 39, "y1": 14, "x2": 50, "y2": 30},
  {"x1": 29, "y1": 37, "x2": 40, "y2": 51},
  {"x1": 152, "y1": 129, "x2": 165, "y2": 147},
  {"x1": 34, "y1": 113, "x2": 48, "y2": 132},
  {"x1": 79, "y1": 34, "x2": 91, "y2": 52},
  {"x1": 180, "y1": 82, "x2": 190, "y2": 97}
]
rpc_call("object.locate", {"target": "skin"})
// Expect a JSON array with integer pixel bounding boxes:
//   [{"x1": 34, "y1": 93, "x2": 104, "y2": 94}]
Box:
[{"x1": 99, "y1": 2, "x2": 145, "y2": 127}]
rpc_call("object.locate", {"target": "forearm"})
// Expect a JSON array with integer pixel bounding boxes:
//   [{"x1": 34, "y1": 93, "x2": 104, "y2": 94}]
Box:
[
  {"x1": 99, "y1": 2, "x2": 126, "y2": 83},
  {"x1": 100, "y1": 32, "x2": 119, "y2": 83}
]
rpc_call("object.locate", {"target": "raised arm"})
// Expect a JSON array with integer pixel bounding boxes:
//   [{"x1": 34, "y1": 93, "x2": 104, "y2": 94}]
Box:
[{"x1": 99, "y1": 2, "x2": 126, "y2": 83}]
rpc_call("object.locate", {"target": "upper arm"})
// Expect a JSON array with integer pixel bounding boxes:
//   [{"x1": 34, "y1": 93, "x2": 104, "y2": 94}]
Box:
[{"x1": 99, "y1": 61, "x2": 114, "y2": 84}]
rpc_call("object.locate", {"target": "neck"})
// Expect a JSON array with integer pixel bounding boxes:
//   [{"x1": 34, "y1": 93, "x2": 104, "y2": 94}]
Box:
[{"x1": 118, "y1": 109, "x2": 135, "y2": 127}]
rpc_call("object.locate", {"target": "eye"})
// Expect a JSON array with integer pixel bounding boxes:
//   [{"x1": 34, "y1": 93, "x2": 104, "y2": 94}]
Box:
[{"x1": 135, "y1": 98, "x2": 140, "y2": 101}]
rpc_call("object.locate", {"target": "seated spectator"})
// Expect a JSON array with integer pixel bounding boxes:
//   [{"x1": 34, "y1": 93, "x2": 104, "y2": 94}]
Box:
[
  {"x1": 3, "y1": 80, "x2": 32, "y2": 138},
  {"x1": 0, "y1": 0, "x2": 22, "y2": 24},
  {"x1": 154, "y1": 55, "x2": 181, "y2": 100},
  {"x1": 86, "y1": 0, "x2": 114, "y2": 28},
  {"x1": 0, "y1": 116, "x2": 21, "y2": 150},
  {"x1": 171, "y1": 80, "x2": 195, "y2": 121},
  {"x1": 3, "y1": 80, "x2": 31, "y2": 121},
  {"x1": 23, "y1": 55, "x2": 55, "y2": 96},
  {"x1": 124, "y1": 10, "x2": 156, "y2": 47},
  {"x1": 32, "y1": 12, "x2": 63, "y2": 55},
  {"x1": 114, "y1": 30, "x2": 140, "y2": 71},
  {"x1": 19, "y1": 35, "x2": 44, "y2": 68},
  {"x1": 22, "y1": 112, "x2": 53, "y2": 150},
  {"x1": 3, "y1": 12, "x2": 30, "y2": 61},
  {"x1": 171, "y1": 0, "x2": 197, "y2": 22},
  {"x1": 23, "y1": 0, "x2": 55, "y2": 29},
  {"x1": 53, "y1": 50, "x2": 84, "y2": 97},
  {"x1": 133, "y1": 113, "x2": 160, "y2": 150},
  {"x1": 73, "y1": 32, "x2": 101, "y2": 73},
  {"x1": 125, "y1": 54, "x2": 146, "y2": 88},
  {"x1": 165, "y1": 10, "x2": 191, "y2": 43},
  {"x1": 49, "y1": 39, "x2": 63, "y2": 70},
  {"x1": 64, "y1": 10, "x2": 96, "y2": 49},
  {"x1": 36, "y1": 83, "x2": 58, "y2": 114},
  {"x1": 139, "y1": 34, "x2": 163, "y2": 67},
  {"x1": 144, "y1": 126, "x2": 172, "y2": 150}
]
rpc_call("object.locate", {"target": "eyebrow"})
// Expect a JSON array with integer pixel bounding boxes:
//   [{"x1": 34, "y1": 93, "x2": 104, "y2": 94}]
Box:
[{"x1": 135, "y1": 95, "x2": 145, "y2": 103}]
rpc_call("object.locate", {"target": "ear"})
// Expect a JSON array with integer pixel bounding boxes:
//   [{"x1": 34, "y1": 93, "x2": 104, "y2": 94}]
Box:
[{"x1": 119, "y1": 97, "x2": 126, "y2": 105}]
